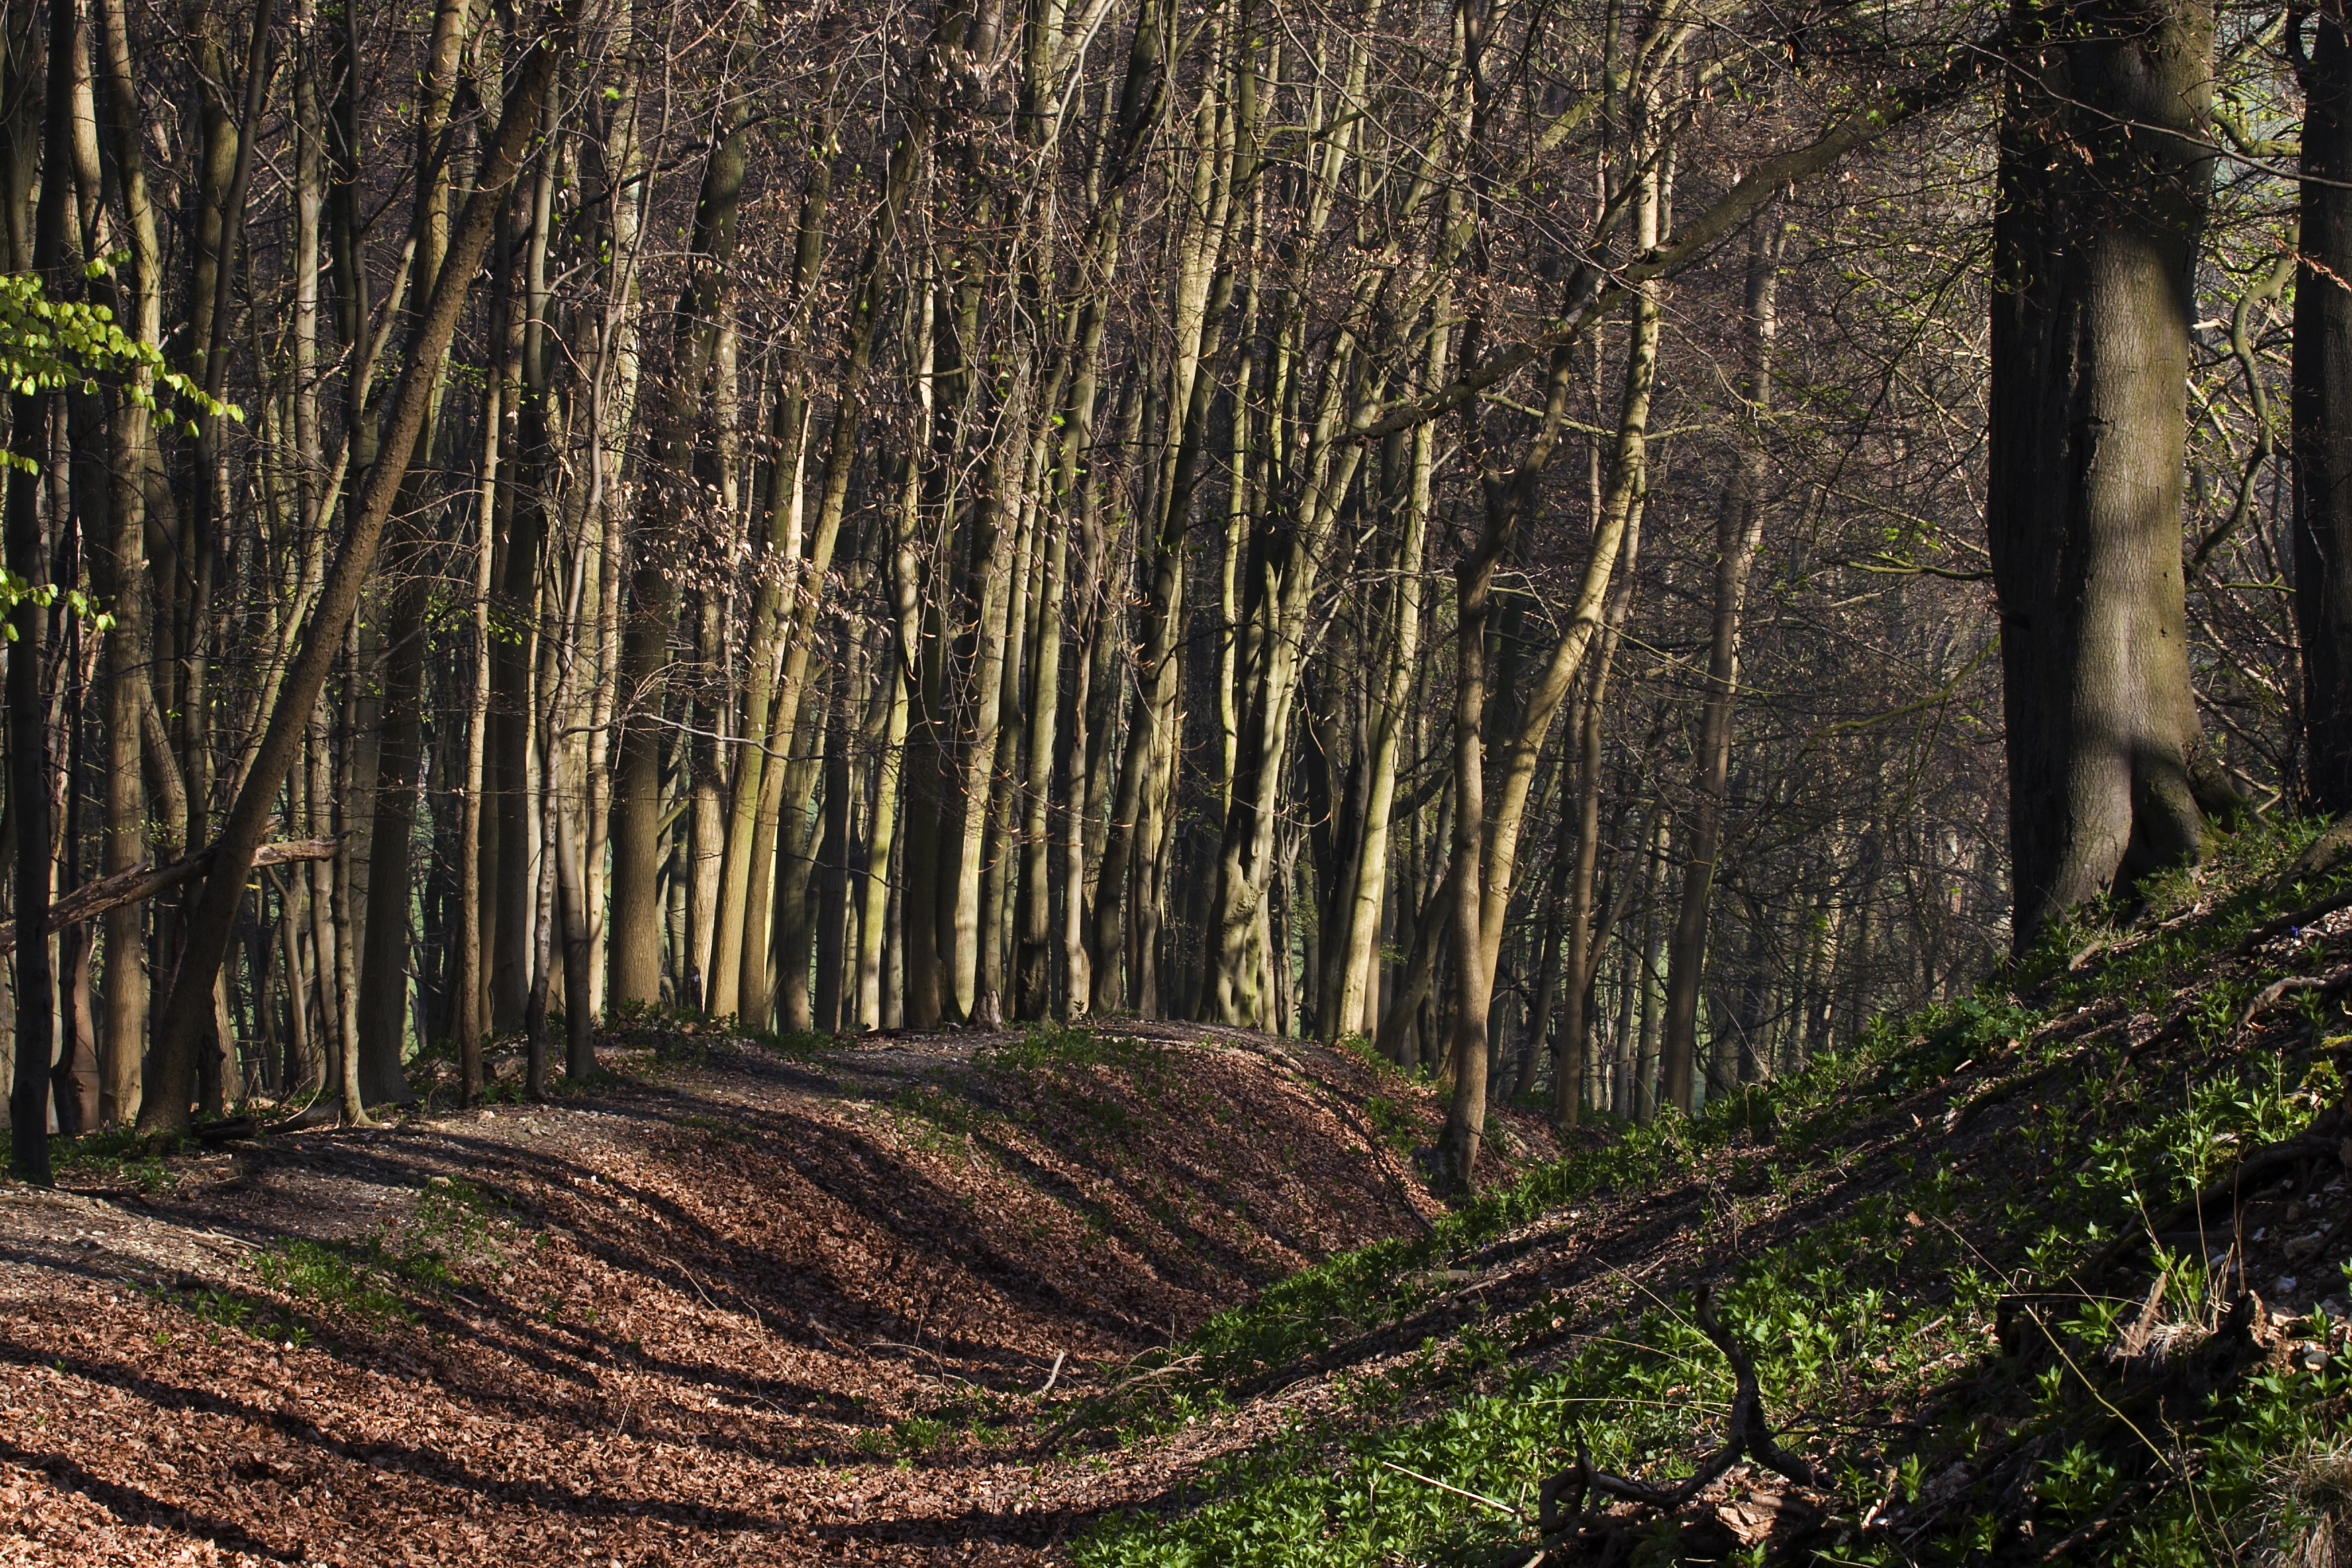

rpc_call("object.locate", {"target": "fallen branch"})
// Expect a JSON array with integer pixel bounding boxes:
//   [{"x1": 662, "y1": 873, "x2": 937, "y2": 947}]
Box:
[
  {"x1": 2239, "y1": 973, "x2": 2352, "y2": 1030},
  {"x1": 1526, "y1": 1287, "x2": 1814, "y2": 1554},
  {"x1": 0, "y1": 836, "x2": 341, "y2": 954},
  {"x1": 2233, "y1": 889, "x2": 2352, "y2": 957}
]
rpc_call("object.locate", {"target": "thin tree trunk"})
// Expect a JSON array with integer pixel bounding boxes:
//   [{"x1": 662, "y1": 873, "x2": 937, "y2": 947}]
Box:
[
  {"x1": 7, "y1": 0, "x2": 68, "y2": 1174},
  {"x1": 1438, "y1": 140, "x2": 1664, "y2": 1186},
  {"x1": 1659, "y1": 213, "x2": 1780, "y2": 1114},
  {"x1": 1553, "y1": 522, "x2": 1642, "y2": 1130},
  {"x1": 142, "y1": 0, "x2": 582, "y2": 1128},
  {"x1": 607, "y1": 35, "x2": 757, "y2": 1011},
  {"x1": 94, "y1": 0, "x2": 158, "y2": 1126},
  {"x1": 2298, "y1": 10, "x2": 2352, "y2": 813}
]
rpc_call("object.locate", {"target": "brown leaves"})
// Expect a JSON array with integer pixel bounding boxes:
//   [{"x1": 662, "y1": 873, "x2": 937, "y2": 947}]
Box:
[{"x1": 0, "y1": 1026, "x2": 1512, "y2": 1563}]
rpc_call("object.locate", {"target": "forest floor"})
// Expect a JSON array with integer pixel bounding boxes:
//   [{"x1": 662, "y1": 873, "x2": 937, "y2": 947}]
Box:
[
  {"x1": 0, "y1": 1016, "x2": 1557, "y2": 1565},
  {"x1": 1042, "y1": 830, "x2": 2352, "y2": 1566},
  {"x1": 15, "y1": 832, "x2": 2352, "y2": 1568}
]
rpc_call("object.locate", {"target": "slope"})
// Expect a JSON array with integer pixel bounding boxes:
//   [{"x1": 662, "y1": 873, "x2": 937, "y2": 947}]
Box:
[
  {"x1": 1058, "y1": 826, "x2": 2352, "y2": 1566},
  {"x1": 0, "y1": 1020, "x2": 1553, "y2": 1565}
]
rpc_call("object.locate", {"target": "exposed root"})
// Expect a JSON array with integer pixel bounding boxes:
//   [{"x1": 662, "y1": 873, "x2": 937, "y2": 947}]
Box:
[{"x1": 1492, "y1": 1287, "x2": 1816, "y2": 1565}]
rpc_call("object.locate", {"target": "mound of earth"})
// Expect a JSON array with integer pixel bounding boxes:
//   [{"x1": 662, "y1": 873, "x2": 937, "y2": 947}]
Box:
[{"x1": 0, "y1": 1020, "x2": 1552, "y2": 1565}]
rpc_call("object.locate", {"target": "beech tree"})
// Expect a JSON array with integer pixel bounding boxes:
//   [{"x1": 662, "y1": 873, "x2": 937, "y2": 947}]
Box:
[
  {"x1": 0, "y1": 0, "x2": 2320, "y2": 1193},
  {"x1": 1985, "y1": 0, "x2": 2225, "y2": 945}
]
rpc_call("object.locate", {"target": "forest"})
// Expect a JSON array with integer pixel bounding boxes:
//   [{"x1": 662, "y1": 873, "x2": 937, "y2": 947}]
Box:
[
  {"x1": 0, "y1": 0, "x2": 2102, "y2": 1180},
  {"x1": 2, "y1": 0, "x2": 2352, "y2": 1561}
]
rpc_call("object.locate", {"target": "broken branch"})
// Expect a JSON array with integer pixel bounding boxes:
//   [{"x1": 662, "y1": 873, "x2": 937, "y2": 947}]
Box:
[{"x1": 0, "y1": 836, "x2": 341, "y2": 954}]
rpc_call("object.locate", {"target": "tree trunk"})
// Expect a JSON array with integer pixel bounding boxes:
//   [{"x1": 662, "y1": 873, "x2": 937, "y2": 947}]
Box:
[
  {"x1": 1659, "y1": 213, "x2": 1780, "y2": 1113},
  {"x1": 1986, "y1": 0, "x2": 2215, "y2": 948},
  {"x1": 1553, "y1": 503, "x2": 1644, "y2": 1130},
  {"x1": 1438, "y1": 154, "x2": 1660, "y2": 1186},
  {"x1": 2298, "y1": 9, "x2": 2352, "y2": 812},
  {"x1": 607, "y1": 44, "x2": 758, "y2": 1010},
  {"x1": 93, "y1": 0, "x2": 159, "y2": 1126},
  {"x1": 7, "y1": 0, "x2": 68, "y2": 1173},
  {"x1": 142, "y1": 0, "x2": 581, "y2": 1128}
]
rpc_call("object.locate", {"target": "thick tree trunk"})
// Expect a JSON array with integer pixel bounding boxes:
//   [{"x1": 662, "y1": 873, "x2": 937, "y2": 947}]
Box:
[
  {"x1": 2298, "y1": 10, "x2": 2352, "y2": 812},
  {"x1": 1987, "y1": 0, "x2": 2215, "y2": 948}
]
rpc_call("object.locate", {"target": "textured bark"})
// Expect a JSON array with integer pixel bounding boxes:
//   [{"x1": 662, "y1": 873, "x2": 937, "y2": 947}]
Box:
[
  {"x1": 2298, "y1": 10, "x2": 2352, "y2": 812},
  {"x1": 1987, "y1": 0, "x2": 2214, "y2": 948}
]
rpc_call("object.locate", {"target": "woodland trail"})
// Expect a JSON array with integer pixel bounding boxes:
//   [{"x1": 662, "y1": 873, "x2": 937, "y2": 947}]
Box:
[{"x1": 0, "y1": 1024, "x2": 1553, "y2": 1565}]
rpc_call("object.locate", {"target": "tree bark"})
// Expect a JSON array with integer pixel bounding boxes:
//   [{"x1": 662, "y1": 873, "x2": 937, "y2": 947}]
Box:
[
  {"x1": 2298, "y1": 8, "x2": 2352, "y2": 812},
  {"x1": 7, "y1": 0, "x2": 69, "y2": 1175},
  {"x1": 93, "y1": 0, "x2": 159, "y2": 1126},
  {"x1": 1987, "y1": 0, "x2": 2215, "y2": 948}
]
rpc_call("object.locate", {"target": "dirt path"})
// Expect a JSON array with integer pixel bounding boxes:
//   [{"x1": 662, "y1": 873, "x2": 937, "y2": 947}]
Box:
[{"x1": 0, "y1": 1024, "x2": 1551, "y2": 1565}]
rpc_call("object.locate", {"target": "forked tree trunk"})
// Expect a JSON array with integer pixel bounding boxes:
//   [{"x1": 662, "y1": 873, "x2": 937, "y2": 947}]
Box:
[{"x1": 1987, "y1": 0, "x2": 2216, "y2": 947}]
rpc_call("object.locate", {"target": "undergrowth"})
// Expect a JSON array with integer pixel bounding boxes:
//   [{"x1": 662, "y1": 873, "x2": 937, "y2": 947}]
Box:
[
  {"x1": 1071, "y1": 817, "x2": 2352, "y2": 1565},
  {"x1": 172, "y1": 1173, "x2": 522, "y2": 1349}
]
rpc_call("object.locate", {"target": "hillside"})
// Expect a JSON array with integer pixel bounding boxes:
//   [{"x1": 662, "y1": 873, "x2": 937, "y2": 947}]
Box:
[
  {"x1": 1057, "y1": 828, "x2": 2352, "y2": 1565},
  {"x1": 0, "y1": 1022, "x2": 1551, "y2": 1565},
  {"x1": 8, "y1": 826, "x2": 2352, "y2": 1565}
]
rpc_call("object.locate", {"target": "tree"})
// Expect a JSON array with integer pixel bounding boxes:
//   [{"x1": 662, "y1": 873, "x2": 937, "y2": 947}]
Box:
[
  {"x1": 1986, "y1": 0, "x2": 2219, "y2": 948},
  {"x1": 2297, "y1": 3, "x2": 2352, "y2": 813}
]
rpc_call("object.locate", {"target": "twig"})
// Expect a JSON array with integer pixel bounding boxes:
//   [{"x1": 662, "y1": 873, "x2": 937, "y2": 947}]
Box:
[
  {"x1": 1034, "y1": 1353, "x2": 1204, "y2": 1447},
  {"x1": 1373, "y1": 1459, "x2": 1521, "y2": 1518},
  {"x1": 1038, "y1": 1349, "x2": 1066, "y2": 1395}
]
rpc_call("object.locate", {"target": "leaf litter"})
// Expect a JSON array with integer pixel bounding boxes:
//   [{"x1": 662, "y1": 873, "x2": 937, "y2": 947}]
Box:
[{"x1": 0, "y1": 1022, "x2": 1551, "y2": 1564}]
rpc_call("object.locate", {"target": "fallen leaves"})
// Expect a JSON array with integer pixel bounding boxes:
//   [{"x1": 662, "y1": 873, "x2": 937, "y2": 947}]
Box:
[{"x1": 0, "y1": 1026, "x2": 1545, "y2": 1563}]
